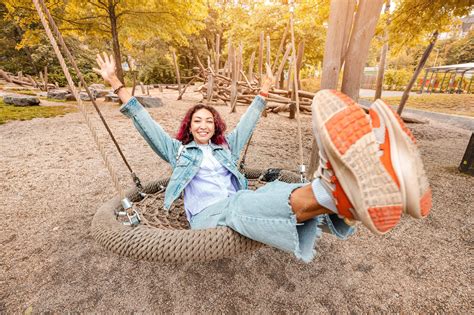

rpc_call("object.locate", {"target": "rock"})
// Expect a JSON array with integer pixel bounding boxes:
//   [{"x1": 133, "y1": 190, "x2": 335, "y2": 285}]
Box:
[
  {"x1": 47, "y1": 89, "x2": 70, "y2": 100},
  {"x1": 104, "y1": 92, "x2": 120, "y2": 103},
  {"x1": 79, "y1": 91, "x2": 95, "y2": 101},
  {"x1": 135, "y1": 96, "x2": 163, "y2": 108},
  {"x1": 47, "y1": 89, "x2": 97, "y2": 101},
  {"x1": 90, "y1": 88, "x2": 110, "y2": 98},
  {"x1": 3, "y1": 94, "x2": 40, "y2": 106},
  {"x1": 89, "y1": 83, "x2": 106, "y2": 90}
]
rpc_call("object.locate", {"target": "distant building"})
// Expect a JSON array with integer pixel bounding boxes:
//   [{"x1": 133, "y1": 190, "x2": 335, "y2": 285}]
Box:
[
  {"x1": 460, "y1": 15, "x2": 474, "y2": 37},
  {"x1": 439, "y1": 15, "x2": 473, "y2": 40}
]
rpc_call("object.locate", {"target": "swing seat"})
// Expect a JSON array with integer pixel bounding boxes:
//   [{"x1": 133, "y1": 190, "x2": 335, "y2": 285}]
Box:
[{"x1": 91, "y1": 168, "x2": 301, "y2": 262}]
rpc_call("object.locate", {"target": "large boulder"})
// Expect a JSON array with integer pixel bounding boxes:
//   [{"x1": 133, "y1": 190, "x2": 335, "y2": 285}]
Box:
[
  {"x1": 3, "y1": 94, "x2": 40, "y2": 106},
  {"x1": 90, "y1": 88, "x2": 110, "y2": 98},
  {"x1": 78, "y1": 91, "x2": 95, "y2": 101},
  {"x1": 47, "y1": 89, "x2": 96, "y2": 101},
  {"x1": 47, "y1": 89, "x2": 70, "y2": 100},
  {"x1": 135, "y1": 96, "x2": 163, "y2": 108},
  {"x1": 104, "y1": 92, "x2": 120, "y2": 103}
]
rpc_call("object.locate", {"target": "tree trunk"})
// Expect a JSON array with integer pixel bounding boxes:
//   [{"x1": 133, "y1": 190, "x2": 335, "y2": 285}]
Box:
[
  {"x1": 308, "y1": 0, "x2": 357, "y2": 179},
  {"x1": 397, "y1": 31, "x2": 439, "y2": 115},
  {"x1": 374, "y1": 0, "x2": 391, "y2": 100},
  {"x1": 108, "y1": 1, "x2": 124, "y2": 84},
  {"x1": 258, "y1": 32, "x2": 264, "y2": 84},
  {"x1": 341, "y1": 0, "x2": 384, "y2": 101},
  {"x1": 171, "y1": 49, "x2": 182, "y2": 96}
]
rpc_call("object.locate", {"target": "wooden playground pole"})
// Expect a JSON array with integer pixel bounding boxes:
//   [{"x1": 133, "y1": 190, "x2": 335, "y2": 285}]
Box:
[
  {"x1": 266, "y1": 35, "x2": 271, "y2": 69},
  {"x1": 215, "y1": 34, "x2": 220, "y2": 72},
  {"x1": 341, "y1": 0, "x2": 384, "y2": 101},
  {"x1": 308, "y1": 0, "x2": 357, "y2": 179},
  {"x1": 44, "y1": 66, "x2": 48, "y2": 91},
  {"x1": 171, "y1": 49, "x2": 182, "y2": 95},
  {"x1": 276, "y1": 45, "x2": 291, "y2": 89},
  {"x1": 375, "y1": 0, "x2": 391, "y2": 100},
  {"x1": 296, "y1": 41, "x2": 304, "y2": 89},
  {"x1": 258, "y1": 32, "x2": 264, "y2": 84},
  {"x1": 397, "y1": 31, "x2": 438, "y2": 115},
  {"x1": 248, "y1": 51, "x2": 255, "y2": 81},
  {"x1": 230, "y1": 45, "x2": 238, "y2": 112},
  {"x1": 272, "y1": 23, "x2": 289, "y2": 74}
]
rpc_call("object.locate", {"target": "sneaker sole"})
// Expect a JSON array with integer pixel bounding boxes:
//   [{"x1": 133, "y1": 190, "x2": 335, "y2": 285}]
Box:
[
  {"x1": 372, "y1": 100, "x2": 432, "y2": 218},
  {"x1": 312, "y1": 90, "x2": 403, "y2": 235}
]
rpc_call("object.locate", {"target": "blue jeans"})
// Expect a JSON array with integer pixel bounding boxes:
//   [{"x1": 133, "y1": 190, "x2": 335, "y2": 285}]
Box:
[{"x1": 190, "y1": 181, "x2": 356, "y2": 262}]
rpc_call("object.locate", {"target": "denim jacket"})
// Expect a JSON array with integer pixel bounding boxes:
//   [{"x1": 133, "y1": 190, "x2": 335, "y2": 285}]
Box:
[{"x1": 120, "y1": 95, "x2": 267, "y2": 210}]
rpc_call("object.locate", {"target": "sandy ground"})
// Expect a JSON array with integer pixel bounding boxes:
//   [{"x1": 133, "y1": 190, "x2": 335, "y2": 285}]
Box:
[{"x1": 1, "y1": 89, "x2": 473, "y2": 313}]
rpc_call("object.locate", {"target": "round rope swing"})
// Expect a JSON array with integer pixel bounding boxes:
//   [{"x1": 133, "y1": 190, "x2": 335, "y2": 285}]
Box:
[{"x1": 33, "y1": 0, "x2": 307, "y2": 262}]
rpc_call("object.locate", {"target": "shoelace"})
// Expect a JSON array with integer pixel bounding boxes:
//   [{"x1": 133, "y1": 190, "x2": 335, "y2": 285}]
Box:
[
  {"x1": 315, "y1": 145, "x2": 356, "y2": 225},
  {"x1": 315, "y1": 152, "x2": 336, "y2": 196}
]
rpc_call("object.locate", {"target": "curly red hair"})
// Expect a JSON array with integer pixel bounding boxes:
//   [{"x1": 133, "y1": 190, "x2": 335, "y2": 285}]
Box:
[{"x1": 176, "y1": 104, "x2": 227, "y2": 145}]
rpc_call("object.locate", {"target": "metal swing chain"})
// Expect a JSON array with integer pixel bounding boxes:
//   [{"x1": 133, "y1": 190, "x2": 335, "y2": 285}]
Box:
[{"x1": 33, "y1": 0, "x2": 141, "y2": 225}]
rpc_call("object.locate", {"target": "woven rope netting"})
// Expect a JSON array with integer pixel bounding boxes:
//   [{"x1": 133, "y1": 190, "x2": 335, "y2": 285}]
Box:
[{"x1": 91, "y1": 168, "x2": 301, "y2": 262}]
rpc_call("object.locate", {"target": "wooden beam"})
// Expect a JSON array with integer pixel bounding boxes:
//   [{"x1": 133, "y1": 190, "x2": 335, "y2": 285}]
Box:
[
  {"x1": 171, "y1": 49, "x2": 182, "y2": 96},
  {"x1": 308, "y1": 0, "x2": 358, "y2": 179},
  {"x1": 397, "y1": 31, "x2": 439, "y2": 115},
  {"x1": 272, "y1": 23, "x2": 289, "y2": 73},
  {"x1": 215, "y1": 34, "x2": 220, "y2": 72},
  {"x1": 44, "y1": 66, "x2": 48, "y2": 91},
  {"x1": 276, "y1": 44, "x2": 291, "y2": 89},
  {"x1": 341, "y1": 0, "x2": 384, "y2": 100},
  {"x1": 374, "y1": 0, "x2": 391, "y2": 100},
  {"x1": 248, "y1": 51, "x2": 256, "y2": 82},
  {"x1": 266, "y1": 35, "x2": 271, "y2": 69},
  {"x1": 258, "y1": 32, "x2": 264, "y2": 84},
  {"x1": 0, "y1": 69, "x2": 12, "y2": 82}
]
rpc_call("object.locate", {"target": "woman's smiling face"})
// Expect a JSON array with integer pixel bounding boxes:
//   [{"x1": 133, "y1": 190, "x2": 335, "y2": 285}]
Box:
[{"x1": 189, "y1": 108, "x2": 215, "y2": 144}]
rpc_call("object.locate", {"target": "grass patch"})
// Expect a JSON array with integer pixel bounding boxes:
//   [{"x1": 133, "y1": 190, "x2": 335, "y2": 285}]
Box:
[
  {"x1": 364, "y1": 94, "x2": 474, "y2": 117},
  {"x1": 39, "y1": 97, "x2": 76, "y2": 103},
  {"x1": 6, "y1": 89, "x2": 38, "y2": 96},
  {"x1": 0, "y1": 99, "x2": 76, "y2": 125}
]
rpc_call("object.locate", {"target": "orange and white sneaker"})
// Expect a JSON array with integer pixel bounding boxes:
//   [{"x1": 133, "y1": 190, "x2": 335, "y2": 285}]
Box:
[
  {"x1": 369, "y1": 99, "x2": 432, "y2": 218},
  {"x1": 311, "y1": 90, "x2": 403, "y2": 235}
]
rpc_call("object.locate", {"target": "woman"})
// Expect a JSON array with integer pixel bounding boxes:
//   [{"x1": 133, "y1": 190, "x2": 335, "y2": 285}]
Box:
[{"x1": 94, "y1": 53, "x2": 430, "y2": 262}]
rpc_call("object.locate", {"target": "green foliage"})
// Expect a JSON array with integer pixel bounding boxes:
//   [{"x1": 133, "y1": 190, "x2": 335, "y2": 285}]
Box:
[
  {"x1": 219, "y1": 0, "x2": 329, "y2": 75},
  {"x1": 0, "y1": 98, "x2": 76, "y2": 124},
  {"x1": 300, "y1": 77, "x2": 321, "y2": 92},
  {"x1": 444, "y1": 30, "x2": 474, "y2": 64},
  {"x1": 389, "y1": 0, "x2": 473, "y2": 50},
  {"x1": 5, "y1": 89, "x2": 37, "y2": 95},
  {"x1": 384, "y1": 69, "x2": 412, "y2": 89}
]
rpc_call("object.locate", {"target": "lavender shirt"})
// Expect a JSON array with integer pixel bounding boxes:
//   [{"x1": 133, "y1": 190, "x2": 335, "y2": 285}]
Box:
[{"x1": 183, "y1": 144, "x2": 237, "y2": 221}]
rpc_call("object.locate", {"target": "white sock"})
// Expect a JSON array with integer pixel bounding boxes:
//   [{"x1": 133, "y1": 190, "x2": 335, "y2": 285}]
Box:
[{"x1": 311, "y1": 178, "x2": 338, "y2": 214}]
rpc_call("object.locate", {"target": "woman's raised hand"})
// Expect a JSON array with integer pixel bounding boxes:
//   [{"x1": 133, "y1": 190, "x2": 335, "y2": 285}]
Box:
[
  {"x1": 93, "y1": 52, "x2": 131, "y2": 103},
  {"x1": 261, "y1": 63, "x2": 275, "y2": 94},
  {"x1": 93, "y1": 52, "x2": 117, "y2": 84}
]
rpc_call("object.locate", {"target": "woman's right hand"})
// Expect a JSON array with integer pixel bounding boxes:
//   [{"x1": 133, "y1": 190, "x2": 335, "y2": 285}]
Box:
[{"x1": 93, "y1": 52, "x2": 119, "y2": 86}]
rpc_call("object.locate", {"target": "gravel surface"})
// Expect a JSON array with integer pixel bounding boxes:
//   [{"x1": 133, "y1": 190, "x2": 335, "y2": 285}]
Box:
[{"x1": 1, "y1": 89, "x2": 473, "y2": 313}]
